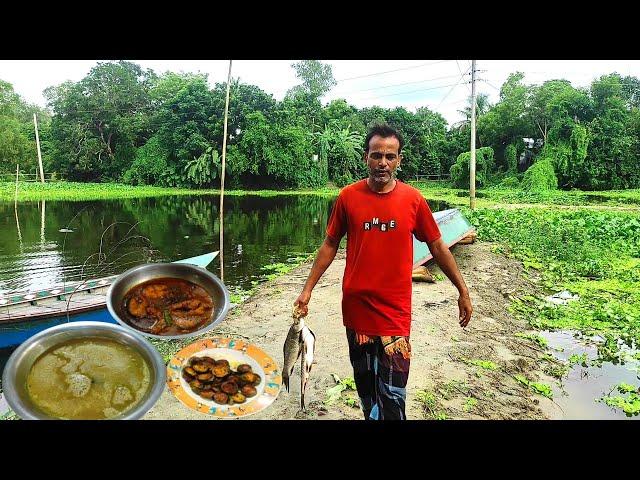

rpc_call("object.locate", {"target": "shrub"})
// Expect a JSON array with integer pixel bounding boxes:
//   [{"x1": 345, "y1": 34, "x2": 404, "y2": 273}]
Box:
[
  {"x1": 521, "y1": 158, "x2": 558, "y2": 191},
  {"x1": 450, "y1": 146, "x2": 494, "y2": 188},
  {"x1": 498, "y1": 175, "x2": 520, "y2": 188},
  {"x1": 504, "y1": 144, "x2": 517, "y2": 173},
  {"x1": 123, "y1": 136, "x2": 172, "y2": 186}
]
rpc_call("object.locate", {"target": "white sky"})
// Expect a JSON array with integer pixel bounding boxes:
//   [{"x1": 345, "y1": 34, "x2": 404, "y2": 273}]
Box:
[{"x1": 1, "y1": 60, "x2": 638, "y2": 126}]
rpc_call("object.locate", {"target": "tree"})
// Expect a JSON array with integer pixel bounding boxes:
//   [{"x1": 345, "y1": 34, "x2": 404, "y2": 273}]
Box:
[
  {"x1": 287, "y1": 60, "x2": 336, "y2": 100},
  {"x1": 185, "y1": 147, "x2": 223, "y2": 187},
  {"x1": 0, "y1": 79, "x2": 48, "y2": 174},
  {"x1": 210, "y1": 79, "x2": 276, "y2": 148},
  {"x1": 454, "y1": 93, "x2": 491, "y2": 128},
  {"x1": 528, "y1": 79, "x2": 592, "y2": 145},
  {"x1": 315, "y1": 121, "x2": 364, "y2": 186},
  {"x1": 477, "y1": 72, "x2": 532, "y2": 171},
  {"x1": 46, "y1": 61, "x2": 156, "y2": 181},
  {"x1": 581, "y1": 74, "x2": 639, "y2": 189}
]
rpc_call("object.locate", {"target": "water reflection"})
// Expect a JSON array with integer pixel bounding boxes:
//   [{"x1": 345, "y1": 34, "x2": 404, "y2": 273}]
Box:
[
  {"x1": 0, "y1": 195, "x2": 450, "y2": 296},
  {"x1": 541, "y1": 330, "x2": 640, "y2": 420}
]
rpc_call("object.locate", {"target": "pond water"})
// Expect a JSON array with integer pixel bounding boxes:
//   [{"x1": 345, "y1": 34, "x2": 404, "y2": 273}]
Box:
[
  {"x1": 540, "y1": 330, "x2": 640, "y2": 420},
  {"x1": 0, "y1": 195, "x2": 450, "y2": 295}
]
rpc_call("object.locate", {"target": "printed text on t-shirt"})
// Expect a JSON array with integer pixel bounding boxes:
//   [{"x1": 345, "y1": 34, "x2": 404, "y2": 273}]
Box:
[{"x1": 363, "y1": 217, "x2": 397, "y2": 232}]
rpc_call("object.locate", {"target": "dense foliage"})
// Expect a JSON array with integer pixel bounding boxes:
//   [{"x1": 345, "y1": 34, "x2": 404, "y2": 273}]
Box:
[
  {"x1": 466, "y1": 207, "x2": 640, "y2": 363},
  {"x1": 2, "y1": 61, "x2": 640, "y2": 190},
  {"x1": 521, "y1": 157, "x2": 558, "y2": 192},
  {"x1": 450, "y1": 146, "x2": 494, "y2": 188}
]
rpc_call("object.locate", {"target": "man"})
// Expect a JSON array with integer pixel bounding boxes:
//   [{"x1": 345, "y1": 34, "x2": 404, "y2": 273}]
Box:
[{"x1": 294, "y1": 123, "x2": 473, "y2": 420}]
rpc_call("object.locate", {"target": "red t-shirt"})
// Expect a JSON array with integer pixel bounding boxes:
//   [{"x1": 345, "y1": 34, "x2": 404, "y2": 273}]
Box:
[{"x1": 326, "y1": 179, "x2": 441, "y2": 336}]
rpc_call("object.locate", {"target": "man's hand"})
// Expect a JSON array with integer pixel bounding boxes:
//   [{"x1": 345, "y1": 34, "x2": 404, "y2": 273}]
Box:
[
  {"x1": 293, "y1": 290, "x2": 311, "y2": 318},
  {"x1": 458, "y1": 292, "x2": 473, "y2": 328}
]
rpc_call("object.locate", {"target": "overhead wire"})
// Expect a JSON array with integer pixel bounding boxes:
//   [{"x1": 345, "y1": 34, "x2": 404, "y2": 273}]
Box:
[
  {"x1": 333, "y1": 73, "x2": 464, "y2": 95},
  {"x1": 334, "y1": 60, "x2": 453, "y2": 82},
  {"x1": 401, "y1": 64, "x2": 473, "y2": 145}
]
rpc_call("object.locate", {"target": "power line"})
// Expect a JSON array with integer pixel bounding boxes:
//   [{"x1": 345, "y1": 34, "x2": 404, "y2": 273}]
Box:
[
  {"x1": 335, "y1": 60, "x2": 452, "y2": 82},
  {"x1": 434, "y1": 66, "x2": 472, "y2": 109},
  {"x1": 402, "y1": 65, "x2": 473, "y2": 145},
  {"x1": 359, "y1": 81, "x2": 469, "y2": 101},
  {"x1": 456, "y1": 60, "x2": 473, "y2": 96},
  {"x1": 334, "y1": 73, "x2": 464, "y2": 95}
]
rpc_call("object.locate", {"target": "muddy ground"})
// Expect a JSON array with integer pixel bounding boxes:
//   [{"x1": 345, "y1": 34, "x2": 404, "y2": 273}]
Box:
[{"x1": 146, "y1": 241, "x2": 564, "y2": 420}]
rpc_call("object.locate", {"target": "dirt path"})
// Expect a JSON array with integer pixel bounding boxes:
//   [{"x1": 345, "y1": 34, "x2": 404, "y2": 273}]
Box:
[{"x1": 146, "y1": 241, "x2": 564, "y2": 420}]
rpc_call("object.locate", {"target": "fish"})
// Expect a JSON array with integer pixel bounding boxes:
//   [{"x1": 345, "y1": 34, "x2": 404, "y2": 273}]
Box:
[
  {"x1": 299, "y1": 324, "x2": 316, "y2": 411},
  {"x1": 282, "y1": 316, "x2": 304, "y2": 393}
]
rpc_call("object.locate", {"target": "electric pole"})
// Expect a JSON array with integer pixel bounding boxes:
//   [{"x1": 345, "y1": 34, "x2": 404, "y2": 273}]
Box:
[
  {"x1": 470, "y1": 60, "x2": 477, "y2": 210},
  {"x1": 219, "y1": 60, "x2": 232, "y2": 282},
  {"x1": 33, "y1": 113, "x2": 45, "y2": 183}
]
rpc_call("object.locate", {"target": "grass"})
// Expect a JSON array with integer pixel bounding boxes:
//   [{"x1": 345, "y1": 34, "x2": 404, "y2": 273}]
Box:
[
  {"x1": 413, "y1": 181, "x2": 640, "y2": 209},
  {"x1": 6, "y1": 180, "x2": 640, "y2": 210},
  {"x1": 415, "y1": 389, "x2": 448, "y2": 420},
  {"x1": 0, "y1": 181, "x2": 340, "y2": 202}
]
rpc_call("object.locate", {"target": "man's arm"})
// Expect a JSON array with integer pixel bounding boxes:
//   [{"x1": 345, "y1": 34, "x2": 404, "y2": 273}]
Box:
[
  {"x1": 427, "y1": 237, "x2": 473, "y2": 327},
  {"x1": 293, "y1": 235, "x2": 340, "y2": 317}
]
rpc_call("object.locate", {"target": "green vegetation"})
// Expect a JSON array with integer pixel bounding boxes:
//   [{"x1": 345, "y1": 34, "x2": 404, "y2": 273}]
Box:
[
  {"x1": 450, "y1": 147, "x2": 494, "y2": 188},
  {"x1": 325, "y1": 374, "x2": 358, "y2": 407},
  {"x1": 0, "y1": 181, "x2": 340, "y2": 202},
  {"x1": 599, "y1": 383, "x2": 640, "y2": 416},
  {"x1": 415, "y1": 389, "x2": 448, "y2": 420},
  {"x1": 568, "y1": 353, "x2": 589, "y2": 367},
  {"x1": 463, "y1": 397, "x2": 478, "y2": 412},
  {"x1": 514, "y1": 375, "x2": 554, "y2": 398},
  {"x1": 468, "y1": 207, "x2": 640, "y2": 362},
  {"x1": 515, "y1": 332, "x2": 548, "y2": 348},
  {"x1": 521, "y1": 158, "x2": 558, "y2": 192},
  {"x1": 463, "y1": 358, "x2": 498, "y2": 370},
  {"x1": 4, "y1": 61, "x2": 640, "y2": 191}
]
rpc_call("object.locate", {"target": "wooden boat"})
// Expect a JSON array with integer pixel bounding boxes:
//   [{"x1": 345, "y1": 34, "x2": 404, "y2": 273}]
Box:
[
  {"x1": 0, "y1": 252, "x2": 218, "y2": 349},
  {"x1": 413, "y1": 208, "x2": 475, "y2": 269}
]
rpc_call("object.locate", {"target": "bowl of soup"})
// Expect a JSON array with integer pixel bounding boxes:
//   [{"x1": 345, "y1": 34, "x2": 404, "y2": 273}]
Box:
[
  {"x1": 1, "y1": 321, "x2": 166, "y2": 420},
  {"x1": 106, "y1": 263, "x2": 230, "y2": 340}
]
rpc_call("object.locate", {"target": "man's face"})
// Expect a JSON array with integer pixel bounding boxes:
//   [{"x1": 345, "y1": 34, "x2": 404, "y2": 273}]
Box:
[{"x1": 365, "y1": 135, "x2": 402, "y2": 187}]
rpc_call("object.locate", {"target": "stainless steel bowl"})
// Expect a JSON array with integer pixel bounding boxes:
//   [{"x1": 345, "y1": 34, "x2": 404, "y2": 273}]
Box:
[
  {"x1": 106, "y1": 262, "x2": 230, "y2": 340},
  {"x1": 1, "y1": 321, "x2": 166, "y2": 420}
]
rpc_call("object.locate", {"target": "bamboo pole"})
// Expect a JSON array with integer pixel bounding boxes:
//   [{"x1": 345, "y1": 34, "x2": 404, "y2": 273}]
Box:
[
  {"x1": 41, "y1": 199, "x2": 46, "y2": 246},
  {"x1": 34, "y1": 113, "x2": 45, "y2": 183},
  {"x1": 15, "y1": 164, "x2": 20, "y2": 201},
  {"x1": 14, "y1": 164, "x2": 23, "y2": 248},
  {"x1": 219, "y1": 60, "x2": 233, "y2": 282}
]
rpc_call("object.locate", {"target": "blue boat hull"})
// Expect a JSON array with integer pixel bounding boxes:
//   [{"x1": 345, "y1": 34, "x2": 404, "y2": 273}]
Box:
[
  {"x1": 0, "y1": 251, "x2": 218, "y2": 350},
  {"x1": 0, "y1": 309, "x2": 119, "y2": 349}
]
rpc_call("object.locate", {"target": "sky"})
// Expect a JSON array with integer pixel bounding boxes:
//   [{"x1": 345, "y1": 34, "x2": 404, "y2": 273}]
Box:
[{"x1": 1, "y1": 60, "x2": 639, "y2": 126}]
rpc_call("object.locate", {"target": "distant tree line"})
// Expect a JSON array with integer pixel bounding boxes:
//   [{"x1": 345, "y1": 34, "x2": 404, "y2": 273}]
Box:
[{"x1": 1, "y1": 61, "x2": 639, "y2": 190}]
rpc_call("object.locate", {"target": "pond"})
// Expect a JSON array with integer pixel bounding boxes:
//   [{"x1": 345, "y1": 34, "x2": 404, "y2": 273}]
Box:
[
  {"x1": 0, "y1": 194, "x2": 452, "y2": 295},
  {"x1": 540, "y1": 330, "x2": 640, "y2": 420}
]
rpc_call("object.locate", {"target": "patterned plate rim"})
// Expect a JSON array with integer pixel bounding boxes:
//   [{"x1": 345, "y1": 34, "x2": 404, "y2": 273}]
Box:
[{"x1": 166, "y1": 337, "x2": 282, "y2": 418}]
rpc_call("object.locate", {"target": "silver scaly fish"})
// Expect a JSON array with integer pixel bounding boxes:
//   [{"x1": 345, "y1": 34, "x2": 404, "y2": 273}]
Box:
[
  {"x1": 282, "y1": 313, "x2": 304, "y2": 393},
  {"x1": 299, "y1": 323, "x2": 316, "y2": 411}
]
